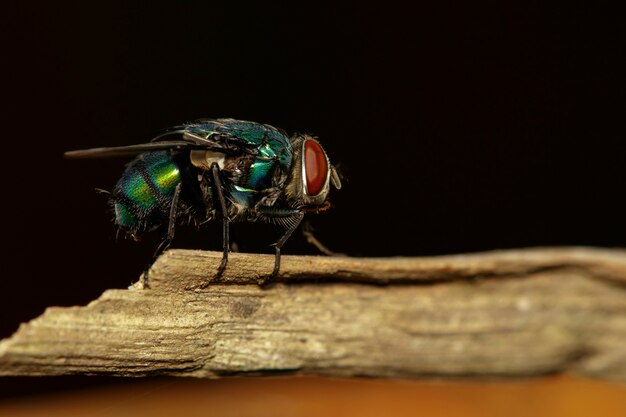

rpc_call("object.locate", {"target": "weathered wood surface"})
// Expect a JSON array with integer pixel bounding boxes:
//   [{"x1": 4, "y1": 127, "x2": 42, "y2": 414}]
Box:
[{"x1": 1, "y1": 247, "x2": 626, "y2": 381}]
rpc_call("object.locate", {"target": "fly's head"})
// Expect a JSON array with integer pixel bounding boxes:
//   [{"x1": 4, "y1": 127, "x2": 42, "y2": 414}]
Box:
[{"x1": 286, "y1": 134, "x2": 341, "y2": 210}]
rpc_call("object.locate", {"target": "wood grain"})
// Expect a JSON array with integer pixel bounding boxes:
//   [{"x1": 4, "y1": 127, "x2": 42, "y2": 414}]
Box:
[{"x1": 1, "y1": 247, "x2": 626, "y2": 381}]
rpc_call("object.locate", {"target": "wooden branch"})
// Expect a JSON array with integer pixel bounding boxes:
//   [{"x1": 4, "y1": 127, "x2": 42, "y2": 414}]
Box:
[{"x1": 1, "y1": 247, "x2": 626, "y2": 381}]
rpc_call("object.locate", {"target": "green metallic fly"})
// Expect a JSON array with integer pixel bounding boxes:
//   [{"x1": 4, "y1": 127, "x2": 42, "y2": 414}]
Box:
[{"x1": 65, "y1": 118, "x2": 342, "y2": 285}]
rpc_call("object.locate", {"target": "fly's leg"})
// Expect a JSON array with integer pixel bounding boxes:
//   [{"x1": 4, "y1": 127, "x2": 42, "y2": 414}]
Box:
[
  {"x1": 198, "y1": 162, "x2": 230, "y2": 288},
  {"x1": 143, "y1": 182, "x2": 182, "y2": 288},
  {"x1": 302, "y1": 220, "x2": 346, "y2": 257},
  {"x1": 257, "y1": 208, "x2": 305, "y2": 285},
  {"x1": 271, "y1": 211, "x2": 304, "y2": 281}
]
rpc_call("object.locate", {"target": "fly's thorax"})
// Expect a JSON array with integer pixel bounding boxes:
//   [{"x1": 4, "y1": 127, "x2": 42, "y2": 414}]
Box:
[
  {"x1": 286, "y1": 134, "x2": 339, "y2": 208},
  {"x1": 192, "y1": 149, "x2": 276, "y2": 191}
]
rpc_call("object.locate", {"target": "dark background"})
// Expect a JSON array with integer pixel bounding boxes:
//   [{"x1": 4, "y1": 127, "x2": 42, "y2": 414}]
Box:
[{"x1": 2, "y1": 0, "x2": 624, "y2": 398}]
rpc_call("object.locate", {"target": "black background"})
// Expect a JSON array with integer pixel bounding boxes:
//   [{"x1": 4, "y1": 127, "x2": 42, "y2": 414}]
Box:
[{"x1": 2, "y1": 1, "x2": 625, "y2": 397}]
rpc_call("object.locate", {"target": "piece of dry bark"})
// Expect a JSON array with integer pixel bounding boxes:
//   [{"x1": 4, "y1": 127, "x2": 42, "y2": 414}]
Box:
[{"x1": 1, "y1": 247, "x2": 626, "y2": 381}]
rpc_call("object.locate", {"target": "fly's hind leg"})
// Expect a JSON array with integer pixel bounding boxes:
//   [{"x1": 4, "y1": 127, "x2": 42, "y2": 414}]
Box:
[{"x1": 142, "y1": 182, "x2": 182, "y2": 288}]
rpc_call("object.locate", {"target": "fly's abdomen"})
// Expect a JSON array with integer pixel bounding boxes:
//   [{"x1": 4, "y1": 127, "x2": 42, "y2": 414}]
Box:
[{"x1": 112, "y1": 151, "x2": 181, "y2": 232}]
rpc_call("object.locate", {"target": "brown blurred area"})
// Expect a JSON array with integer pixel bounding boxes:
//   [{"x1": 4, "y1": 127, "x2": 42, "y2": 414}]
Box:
[{"x1": 0, "y1": 376, "x2": 624, "y2": 417}]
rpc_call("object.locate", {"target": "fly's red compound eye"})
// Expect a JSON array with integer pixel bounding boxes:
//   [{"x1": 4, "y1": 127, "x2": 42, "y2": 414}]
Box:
[{"x1": 304, "y1": 140, "x2": 328, "y2": 196}]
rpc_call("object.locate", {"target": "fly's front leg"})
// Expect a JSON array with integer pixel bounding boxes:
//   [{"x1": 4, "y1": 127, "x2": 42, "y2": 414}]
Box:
[
  {"x1": 272, "y1": 211, "x2": 304, "y2": 280},
  {"x1": 302, "y1": 219, "x2": 346, "y2": 257},
  {"x1": 143, "y1": 182, "x2": 182, "y2": 288},
  {"x1": 257, "y1": 207, "x2": 305, "y2": 285}
]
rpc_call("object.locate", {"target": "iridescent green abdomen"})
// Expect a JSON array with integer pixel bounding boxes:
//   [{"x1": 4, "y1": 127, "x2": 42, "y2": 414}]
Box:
[{"x1": 112, "y1": 151, "x2": 181, "y2": 232}]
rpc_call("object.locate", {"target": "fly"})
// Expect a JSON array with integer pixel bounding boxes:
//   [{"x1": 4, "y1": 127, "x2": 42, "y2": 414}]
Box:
[{"x1": 65, "y1": 118, "x2": 342, "y2": 286}]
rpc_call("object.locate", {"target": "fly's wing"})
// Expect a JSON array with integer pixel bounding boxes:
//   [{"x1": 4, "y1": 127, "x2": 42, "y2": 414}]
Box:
[
  {"x1": 63, "y1": 140, "x2": 204, "y2": 158},
  {"x1": 186, "y1": 118, "x2": 289, "y2": 146},
  {"x1": 65, "y1": 118, "x2": 293, "y2": 163},
  {"x1": 185, "y1": 118, "x2": 293, "y2": 166},
  {"x1": 63, "y1": 124, "x2": 235, "y2": 159}
]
